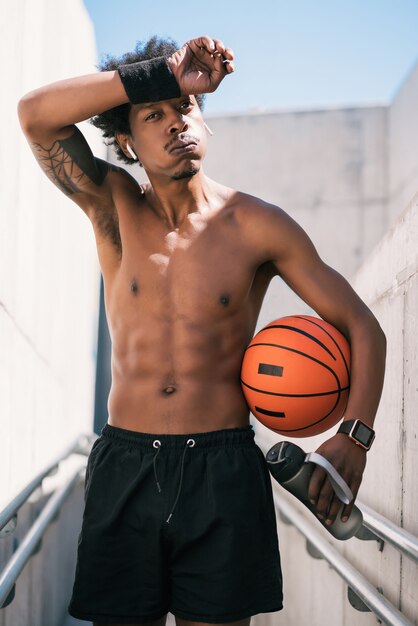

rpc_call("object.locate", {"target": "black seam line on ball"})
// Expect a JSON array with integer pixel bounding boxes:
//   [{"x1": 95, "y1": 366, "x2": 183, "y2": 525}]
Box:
[
  {"x1": 255, "y1": 392, "x2": 343, "y2": 430},
  {"x1": 255, "y1": 406, "x2": 286, "y2": 417},
  {"x1": 244, "y1": 342, "x2": 343, "y2": 391},
  {"x1": 293, "y1": 315, "x2": 351, "y2": 384},
  {"x1": 260, "y1": 324, "x2": 336, "y2": 360},
  {"x1": 240, "y1": 379, "x2": 350, "y2": 397}
]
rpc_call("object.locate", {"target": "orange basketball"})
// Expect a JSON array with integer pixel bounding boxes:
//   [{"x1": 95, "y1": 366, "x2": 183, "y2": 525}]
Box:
[{"x1": 240, "y1": 315, "x2": 351, "y2": 437}]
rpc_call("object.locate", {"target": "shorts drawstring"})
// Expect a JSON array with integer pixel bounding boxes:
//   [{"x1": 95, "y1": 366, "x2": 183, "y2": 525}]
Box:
[
  {"x1": 152, "y1": 440, "x2": 162, "y2": 493},
  {"x1": 152, "y1": 437, "x2": 196, "y2": 524}
]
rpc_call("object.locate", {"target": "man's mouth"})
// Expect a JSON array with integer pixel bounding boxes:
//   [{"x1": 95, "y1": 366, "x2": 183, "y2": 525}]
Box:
[
  {"x1": 170, "y1": 142, "x2": 198, "y2": 155},
  {"x1": 168, "y1": 135, "x2": 200, "y2": 154}
]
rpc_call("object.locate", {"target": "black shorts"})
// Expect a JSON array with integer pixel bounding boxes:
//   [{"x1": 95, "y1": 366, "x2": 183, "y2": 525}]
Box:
[{"x1": 68, "y1": 423, "x2": 283, "y2": 624}]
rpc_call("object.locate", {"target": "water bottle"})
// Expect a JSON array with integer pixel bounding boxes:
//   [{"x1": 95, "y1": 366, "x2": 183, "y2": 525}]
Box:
[{"x1": 266, "y1": 441, "x2": 363, "y2": 540}]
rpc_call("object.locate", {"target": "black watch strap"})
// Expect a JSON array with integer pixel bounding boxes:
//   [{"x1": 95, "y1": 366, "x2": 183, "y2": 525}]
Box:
[{"x1": 337, "y1": 419, "x2": 375, "y2": 450}]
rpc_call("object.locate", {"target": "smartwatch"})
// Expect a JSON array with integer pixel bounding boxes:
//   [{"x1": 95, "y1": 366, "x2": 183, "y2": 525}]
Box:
[{"x1": 337, "y1": 419, "x2": 375, "y2": 451}]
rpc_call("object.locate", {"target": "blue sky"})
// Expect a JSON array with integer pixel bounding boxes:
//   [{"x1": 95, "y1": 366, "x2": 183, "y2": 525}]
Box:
[{"x1": 83, "y1": 0, "x2": 418, "y2": 115}]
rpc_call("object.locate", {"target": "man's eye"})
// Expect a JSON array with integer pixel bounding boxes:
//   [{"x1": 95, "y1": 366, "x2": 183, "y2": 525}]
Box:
[
  {"x1": 180, "y1": 100, "x2": 193, "y2": 109},
  {"x1": 145, "y1": 112, "x2": 159, "y2": 121}
]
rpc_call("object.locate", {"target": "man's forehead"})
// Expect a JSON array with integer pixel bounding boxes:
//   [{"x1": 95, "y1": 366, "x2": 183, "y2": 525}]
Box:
[{"x1": 137, "y1": 95, "x2": 195, "y2": 110}]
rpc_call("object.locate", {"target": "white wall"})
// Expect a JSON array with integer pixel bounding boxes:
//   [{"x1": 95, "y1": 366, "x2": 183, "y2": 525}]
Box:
[
  {"x1": 204, "y1": 105, "x2": 389, "y2": 280},
  {"x1": 0, "y1": 0, "x2": 103, "y2": 509},
  {"x1": 0, "y1": 1, "x2": 104, "y2": 624}
]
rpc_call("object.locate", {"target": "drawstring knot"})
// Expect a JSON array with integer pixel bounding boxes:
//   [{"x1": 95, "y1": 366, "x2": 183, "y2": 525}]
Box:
[{"x1": 152, "y1": 437, "x2": 196, "y2": 524}]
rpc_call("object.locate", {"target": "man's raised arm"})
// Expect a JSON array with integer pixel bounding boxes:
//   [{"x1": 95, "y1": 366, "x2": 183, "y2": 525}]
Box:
[
  {"x1": 17, "y1": 36, "x2": 234, "y2": 212},
  {"x1": 17, "y1": 70, "x2": 129, "y2": 210}
]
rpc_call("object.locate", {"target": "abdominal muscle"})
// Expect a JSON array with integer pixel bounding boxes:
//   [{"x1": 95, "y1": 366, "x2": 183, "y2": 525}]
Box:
[
  {"x1": 107, "y1": 377, "x2": 251, "y2": 435},
  {"x1": 106, "y1": 305, "x2": 256, "y2": 435}
]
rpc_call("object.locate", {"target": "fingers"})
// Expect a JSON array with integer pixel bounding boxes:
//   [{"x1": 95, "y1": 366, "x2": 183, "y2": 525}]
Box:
[
  {"x1": 223, "y1": 57, "x2": 235, "y2": 73},
  {"x1": 309, "y1": 467, "x2": 346, "y2": 525},
  {"x1": 309, "y1": 468, "x2": 362, "y2": 525},
  {"x1": 341, "y1": 474, "x2": 362, "y2": 521},
  {"x1": 188, "y1": 35, "x2": 216, "y2": 55},
  {"x1": 187, "y1": 36, "x2": 235, "y2": 73},
  {"x1": 308, "y1": 466, "x2": 326, "y2": 506},
  {"x1": 309, "y1": 467, "x2": 335, "y2": 522},
  {"x1": 213, "y1": 39, "x2": 235, "y2": 73},
  {"x1": 212, "y1": 38, "x2": 234, "y2": 60},
  {"x1": 325, "y1": 494, "x2": 344, "y2": 525}
]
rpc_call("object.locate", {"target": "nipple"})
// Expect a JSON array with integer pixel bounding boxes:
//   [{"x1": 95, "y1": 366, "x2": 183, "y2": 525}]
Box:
[
  {"x1": 130, "y1": 279, "x2": 138, "y2": 295},
  {"x1": 220, "y1": 294, "x2": 230, "y2": 306}
]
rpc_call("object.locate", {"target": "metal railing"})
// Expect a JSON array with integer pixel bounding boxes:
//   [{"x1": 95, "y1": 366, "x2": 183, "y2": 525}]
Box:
[
  {"x1": 0, "y1": 433, "x2": 95, "y2": 609},
  {"x1": 357, "y1": 499, "x2": 418, "y2": 564},
  {"x1": 274, "y1": 491, "x2": 417, "y2": 626}
]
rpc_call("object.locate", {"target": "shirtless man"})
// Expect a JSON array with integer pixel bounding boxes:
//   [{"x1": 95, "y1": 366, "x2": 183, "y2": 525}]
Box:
[{"x1": 18, "y1": 35, "x2": 386, "y2": 626}]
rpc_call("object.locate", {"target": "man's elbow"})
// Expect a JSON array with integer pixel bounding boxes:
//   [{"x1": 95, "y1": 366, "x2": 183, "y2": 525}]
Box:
[
  {"x1": 17, "y1": 91, "x2": 41, "y2": 134},
  {"x1": 357, "y1": 309, "x2": 387, "y2": 349}
]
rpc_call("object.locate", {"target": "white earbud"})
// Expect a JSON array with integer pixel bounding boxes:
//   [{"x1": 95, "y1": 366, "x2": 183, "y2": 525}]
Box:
[
  {"x1": 126, "y1": 144, "x2": 138, "y2": 160},
  {"x1": 204, "y1": 122, "x2": 214, "y2": 136}
]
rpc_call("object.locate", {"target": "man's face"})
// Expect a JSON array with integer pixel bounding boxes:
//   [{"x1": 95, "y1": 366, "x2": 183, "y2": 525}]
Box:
[{"x1": 128, "y1": 95, "x2": 207, "y2": 180}]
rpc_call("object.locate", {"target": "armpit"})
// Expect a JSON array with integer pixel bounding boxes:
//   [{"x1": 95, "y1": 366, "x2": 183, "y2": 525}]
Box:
[{"x1": 93, "y1": 206, "x2": 122, "y2": 258}]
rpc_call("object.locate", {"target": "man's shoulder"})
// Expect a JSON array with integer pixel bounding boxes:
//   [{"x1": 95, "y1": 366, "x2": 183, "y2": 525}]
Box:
[
  {"x1": 229, "y1": 191, "x2": 310, "y2": 264},
  {"x1": 231, "y1": 190, "x2": 290, "y2": 227},
  {"x1": 208, "y1": 178, "x2": 288, "y2": 222},
  {"x1": 104, "y1": 160, "x2": 144, "y2": 192}
]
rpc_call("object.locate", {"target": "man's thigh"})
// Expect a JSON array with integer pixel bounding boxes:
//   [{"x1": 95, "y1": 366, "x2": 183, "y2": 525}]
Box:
[{"x1": 170, "y1": 439, "x2": 283, "y2": 622}]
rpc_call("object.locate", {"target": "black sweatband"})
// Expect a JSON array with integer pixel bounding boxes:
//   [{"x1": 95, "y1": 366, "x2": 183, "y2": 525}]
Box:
[{"x1": 117, "y1": 56, "x2": 181, "y2": 104}]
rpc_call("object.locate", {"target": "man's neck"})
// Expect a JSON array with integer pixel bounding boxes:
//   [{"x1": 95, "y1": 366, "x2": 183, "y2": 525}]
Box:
[{"x1": 145, "y1": 169, "x2": 214, "y2": 229}]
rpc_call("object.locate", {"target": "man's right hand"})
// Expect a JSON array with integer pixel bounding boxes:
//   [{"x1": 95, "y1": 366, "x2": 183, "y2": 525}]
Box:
[{"x1": 168, "y1": 36, "x2": 235, "y2": 95}]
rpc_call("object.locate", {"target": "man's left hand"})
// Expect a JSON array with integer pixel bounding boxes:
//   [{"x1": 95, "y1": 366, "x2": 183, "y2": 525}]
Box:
[{"x1": 307, "y1": 433, "x2": 367, "y2": 524}]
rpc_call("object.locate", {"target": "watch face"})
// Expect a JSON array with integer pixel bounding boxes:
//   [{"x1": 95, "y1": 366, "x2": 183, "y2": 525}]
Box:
[{"x1": 353, "y1": 421, "x2": 374, "y2": 447}]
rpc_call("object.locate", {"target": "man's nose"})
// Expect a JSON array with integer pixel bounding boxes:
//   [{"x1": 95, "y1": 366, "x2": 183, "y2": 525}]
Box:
[{"x1": 169, "y1": 114, "x2": 188, "y2": 134}]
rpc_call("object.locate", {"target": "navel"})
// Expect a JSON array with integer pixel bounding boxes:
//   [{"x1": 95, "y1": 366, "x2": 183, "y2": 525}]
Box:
[
  {"x1": 130, "y1": 278, "x2": 139, "y2": 295},
  {"x1": 220, "y1": 294, "x2": 230, "y2": 307},
  {"x1": 163, "y1": 386, "x2": 177, "y2": 394}
]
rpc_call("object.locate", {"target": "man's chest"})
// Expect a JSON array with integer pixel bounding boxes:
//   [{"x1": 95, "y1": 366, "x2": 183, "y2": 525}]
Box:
[{"x1": 115, "y1": 215, "x2": 259, "y2": 320}]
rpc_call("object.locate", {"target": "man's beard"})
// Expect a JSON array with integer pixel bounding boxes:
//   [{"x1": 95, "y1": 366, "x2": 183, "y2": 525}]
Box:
[{"x1": 171, "y1": 164, "x2": 200, "y2": 181}]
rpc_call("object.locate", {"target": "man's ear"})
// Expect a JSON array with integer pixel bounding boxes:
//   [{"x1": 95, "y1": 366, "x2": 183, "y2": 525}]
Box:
[{"x1": 115, "y1": 132, "x2": 137, "y2": 161}]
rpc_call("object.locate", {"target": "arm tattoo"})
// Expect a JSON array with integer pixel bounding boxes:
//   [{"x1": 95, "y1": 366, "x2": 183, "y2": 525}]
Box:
[
  {"x1": 30, "y1": 126, "x2": 110, "y2": 196},
  {"x1": 30, "y1": 126, "x2": 123, "y2": 258}
]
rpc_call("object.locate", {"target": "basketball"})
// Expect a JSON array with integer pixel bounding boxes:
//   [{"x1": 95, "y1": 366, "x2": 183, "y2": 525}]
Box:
[{"x1": 240, "y1": 315, "x2": 351, "y2": 437}]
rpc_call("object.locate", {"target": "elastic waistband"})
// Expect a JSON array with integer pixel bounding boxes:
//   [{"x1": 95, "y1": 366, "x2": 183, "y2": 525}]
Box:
[{"x1": 101, "y1": 423, "x2": 255, "y2": 449}]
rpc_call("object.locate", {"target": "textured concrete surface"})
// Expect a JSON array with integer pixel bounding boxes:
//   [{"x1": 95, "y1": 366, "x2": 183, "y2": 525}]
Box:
[{"x1": 0, "y1": 1, "x2": 103, "y2": 625}]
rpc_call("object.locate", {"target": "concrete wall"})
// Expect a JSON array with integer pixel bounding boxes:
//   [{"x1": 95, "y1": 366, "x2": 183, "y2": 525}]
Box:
[
  {"x1": 241, "y1": 60, "x2": 418, "y2": 626},
  {"x1": 388, "y1": 61, "x2": 418, "y2": 224},
  {"x1": 251, "y1": 192, "x2": 418, "y2": 626},
  {"x1": 0, "y1": 1, "x2": 103, "y2": 624},
  {"x1": 205, "y1": 105, "x2": 389, "y2": 281}
]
